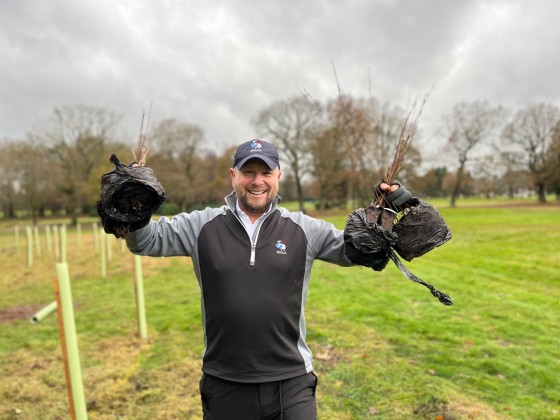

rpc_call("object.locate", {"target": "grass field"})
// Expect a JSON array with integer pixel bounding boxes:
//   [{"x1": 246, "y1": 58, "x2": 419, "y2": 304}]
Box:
[{"x1": 0, "y1": 202, "x2": 559, "y2": 419}]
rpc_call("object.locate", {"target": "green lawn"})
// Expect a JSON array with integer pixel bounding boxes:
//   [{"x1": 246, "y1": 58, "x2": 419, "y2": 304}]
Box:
[{"x1": 0, "y1": 204, "x2": 559, "y2": 419}]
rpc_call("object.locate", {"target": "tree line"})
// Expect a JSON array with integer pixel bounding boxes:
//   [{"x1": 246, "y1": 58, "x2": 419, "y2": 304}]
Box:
[{"x1": 1, "y1": 95, "x2": 559, "y2": 225}]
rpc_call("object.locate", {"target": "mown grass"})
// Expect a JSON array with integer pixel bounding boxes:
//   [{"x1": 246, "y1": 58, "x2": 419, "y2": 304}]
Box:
[{"x1": 0, "y1": 203, "x2": 559, "y2": 419}]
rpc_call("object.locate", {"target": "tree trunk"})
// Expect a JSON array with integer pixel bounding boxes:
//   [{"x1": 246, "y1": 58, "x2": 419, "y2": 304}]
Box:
[
  {"x1": 450, "y1": 165, "x2": 465, "y2": 208},
  {"x1": 70, "y1": 208, "x2": 78, "y2": 226},
  {"x1": 7, "y1": 202, "x2": 16, "y2": 219},
  {"x1": 536, "y1": 182, "x2": 547, "y2": 203},
  {"x1": 295, "y1": 176, "x2": 306, "y2": 214}
]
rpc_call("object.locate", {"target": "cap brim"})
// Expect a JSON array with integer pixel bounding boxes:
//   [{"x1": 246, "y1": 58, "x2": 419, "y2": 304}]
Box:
[{"x1": 235, "y1": 155, "x2": 278, "y2": 170}]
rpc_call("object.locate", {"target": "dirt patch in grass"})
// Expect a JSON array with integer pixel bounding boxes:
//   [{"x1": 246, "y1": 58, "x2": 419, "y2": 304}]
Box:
[
  {"x1": 0, "y1": 330, "x2": 203, "y2": 419},
  {"x1": 446, "y1": 397, "x2": 506, "y2": 419},
  {"x1": 0, "y1": 304, "x2": 43, "y2": 323},
  {"x1": 84, "y1": 335, "x2": 202, "y2": 419},
  {"x1": 0, "y1": 346, "x2": 68, "y2": 419},
  {"x1": 313, "y1": 342, "x2": 344, "y2": 369},
  {"x1": 410, "y1": 391, "x2": 507, "y2": 419}
]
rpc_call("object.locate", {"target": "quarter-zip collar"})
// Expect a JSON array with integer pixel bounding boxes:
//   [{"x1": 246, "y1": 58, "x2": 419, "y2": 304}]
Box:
[
  {"x1": 225, "y1": 192, "x2": 281, "y2": 266},
  {"x1": 236, "y1": 201, "x2": 270, "y2": 238}
]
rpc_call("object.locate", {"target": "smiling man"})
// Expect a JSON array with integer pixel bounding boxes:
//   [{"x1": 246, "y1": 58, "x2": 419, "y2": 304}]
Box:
[
  {"x1": 230, "y1": 139, "x2": 281, "y2": 221},
  {"x1": 114, "y1": 139, "x2": 412, "y2": 419}
]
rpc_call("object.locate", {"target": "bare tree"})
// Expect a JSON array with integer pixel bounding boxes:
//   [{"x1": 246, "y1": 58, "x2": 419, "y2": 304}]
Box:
[
  {"x1": 502, "y1": 103, "x2": 560, "y2": 203},
  {"x1": 372, "y1": 102, "x2": 408, "y2": 178},
  {"x1": 472, "y1": 154, "x2": 504, "y2": 197},
  {"x1": 0, "y1": 142, "x2": 21, "y2": 218},
  {"x1": 253, "y1": 95, "x2": 322, "y2": 213},
  {"x1": 547, "y1": 121, "x2": 560, "y2": 201},
  {"x1": 0, "y1": 140, "x2": 55, "y2": 223},
  {"x1": 210, "y1": 145, "x2": 239, "y2": 202},
  {"x1": 411, "y1": 166, "x2": 448, "y2": 198},
  {"x1": 194, "y1": 148, "x2": 227, "y2": 206},
  {"x1": 310, "y1": 123, "x2": 347, "y2": 211},
  {"x1": 315, "y1": 95, "x2": 421, "y2": 208},
  {"x1": 496, "y1": 149, "x2": 524, "y2": 198},
  {"x1": 30, "y1": 105, "x2": 122, "y2": 224},
  {"x1": 329, "y1": 95, "x2": 376, "y2": 207},
  {"x1": 442, "y1": 101, "x2": 505, "y2": 207},
  {"x1": 149, "y1": 118, "x2": 204, "y2": 212},
  {"x1": 19, "y1": 142, "x2": 54, "y2": 223}
]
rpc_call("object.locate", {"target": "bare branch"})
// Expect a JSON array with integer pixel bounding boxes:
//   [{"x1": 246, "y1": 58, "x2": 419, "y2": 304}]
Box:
[
  {"x1": 330, "y1": 60, "x2": 342, "y2": 96},
  {"x1": 300, "y1": 88, "x2": 319, "y2": 106},
  {"x1": 373, "y1": 87, "x2": 433, "y2": 206},
  {"x1": 134, "y1": 103, "x2": 153, "y2": 167}
]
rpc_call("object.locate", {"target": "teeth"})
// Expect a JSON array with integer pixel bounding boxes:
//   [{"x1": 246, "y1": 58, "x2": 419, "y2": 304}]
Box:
[{"x1": 249, "y1": 190, "x2": 266, "y2": 195}]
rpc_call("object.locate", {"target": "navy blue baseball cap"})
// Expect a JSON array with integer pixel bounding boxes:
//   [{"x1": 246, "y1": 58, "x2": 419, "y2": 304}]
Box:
[{"x1": 233, "y1": 139, "x2": 280, "y2": 170}]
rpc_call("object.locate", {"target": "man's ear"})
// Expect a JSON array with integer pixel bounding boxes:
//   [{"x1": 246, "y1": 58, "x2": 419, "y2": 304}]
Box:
[{"x1": 230, "y1": 167, "x2": 236, "y2": 187}]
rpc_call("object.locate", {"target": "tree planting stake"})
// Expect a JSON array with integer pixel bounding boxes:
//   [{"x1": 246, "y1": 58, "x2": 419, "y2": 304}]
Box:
[
  {"x1": 29, "y1": 301, "x2": 57, "y2": 324},
  {"x1": 134, "y1": 255, "x2": 148, "y2": 339},
  {"x1": 54, "y1": 262, "x2": 87, "y2": 420},
  {"x1": 26, "y1": 227, "x2": 33, "y2": 267}
]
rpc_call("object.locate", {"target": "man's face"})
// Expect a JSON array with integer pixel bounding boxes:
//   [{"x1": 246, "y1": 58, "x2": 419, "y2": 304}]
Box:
[{"x1": 230, "y1": 158, "x2": 281, "y2": 217}]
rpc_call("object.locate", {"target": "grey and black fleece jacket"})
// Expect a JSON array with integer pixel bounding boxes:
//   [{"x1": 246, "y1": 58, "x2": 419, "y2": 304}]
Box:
[{"x1": 127, "y1": 192, "x2": 352, "y2": 383}]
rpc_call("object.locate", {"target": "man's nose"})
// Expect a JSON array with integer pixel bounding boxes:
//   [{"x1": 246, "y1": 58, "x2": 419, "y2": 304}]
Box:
[{"x1": 252, "y1": 173, "x2": 265, "y2": 184}]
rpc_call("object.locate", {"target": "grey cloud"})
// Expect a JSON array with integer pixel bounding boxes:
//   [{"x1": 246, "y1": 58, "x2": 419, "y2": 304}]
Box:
[{"x1": 1, "y1": 0, "x2": 559, "y2": 152}]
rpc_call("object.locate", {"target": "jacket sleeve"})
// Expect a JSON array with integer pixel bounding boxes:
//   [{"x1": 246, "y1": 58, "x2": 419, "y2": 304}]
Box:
[
  {"x1": 283, "y1": 210, "x2": 353, "y2": 267},
  {"x1": 126, "y1": 208, "x2": 223, "y2": 257},
  {"x1": 312, "y1": 218, "x2": 354, "y2": 266}
]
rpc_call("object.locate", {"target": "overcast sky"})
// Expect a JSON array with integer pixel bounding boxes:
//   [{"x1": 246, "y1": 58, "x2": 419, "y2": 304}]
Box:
[{"x1": 2, "y1": 0, "x2": 560, "y2": 154}]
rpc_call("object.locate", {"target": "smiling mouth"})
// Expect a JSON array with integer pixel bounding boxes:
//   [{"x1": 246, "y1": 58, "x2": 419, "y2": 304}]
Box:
[{"x1": 248, "y1": 190, "x2": 267, "y2": 195}]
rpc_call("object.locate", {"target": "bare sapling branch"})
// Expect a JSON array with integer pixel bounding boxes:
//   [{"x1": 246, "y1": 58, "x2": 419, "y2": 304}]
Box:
[
  {"x1": 373, "y1": 88, "x2": 432, "y2": 208},
  {"x1": 300, "y1": 88, "x2": 319, "y2": 105},
  {"x1": 330, "y1": 60, "x2": 343, "y2": 96},
  {"x1": 133, "y1": 103, "x2": 153, "y2": 167}
]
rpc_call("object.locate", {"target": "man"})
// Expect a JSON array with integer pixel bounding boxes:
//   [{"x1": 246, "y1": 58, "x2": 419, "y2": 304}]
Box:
[{"x1": 107, "y1": 139, "x2": 412, "y2": 419}]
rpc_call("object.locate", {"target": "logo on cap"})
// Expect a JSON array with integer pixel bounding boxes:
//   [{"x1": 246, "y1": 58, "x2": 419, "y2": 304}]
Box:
[
  {"x1": 233, "y1": 139, "x2": 280, "y2": 170},
  {"x1": 250, "y1": 140, "x2": 263, "y2": 152}
]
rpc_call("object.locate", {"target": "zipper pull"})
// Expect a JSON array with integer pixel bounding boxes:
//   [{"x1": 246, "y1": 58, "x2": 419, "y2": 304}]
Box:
[{"x1": 250, "y1": 243, "x2": 256, "y2": 266}]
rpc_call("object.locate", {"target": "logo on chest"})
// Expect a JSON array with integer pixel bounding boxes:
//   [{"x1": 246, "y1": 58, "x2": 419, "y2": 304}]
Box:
[{"x1": 275, "y1": 240, "x2": 287, "y2": 255}]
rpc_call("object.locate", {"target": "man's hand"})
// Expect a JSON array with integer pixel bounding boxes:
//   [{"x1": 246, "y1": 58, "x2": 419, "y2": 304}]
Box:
[
  {"x1": 375, "y1": 180, "x2": 420, "y2": 211},
  {"x1": 379, "y1": 182, "x2": 399, "y2": 193}
]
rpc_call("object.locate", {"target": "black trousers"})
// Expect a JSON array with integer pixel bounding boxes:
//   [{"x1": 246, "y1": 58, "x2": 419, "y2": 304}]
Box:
[{"x1": 199, "y1": 372, "x2": 318, "y2": 420}]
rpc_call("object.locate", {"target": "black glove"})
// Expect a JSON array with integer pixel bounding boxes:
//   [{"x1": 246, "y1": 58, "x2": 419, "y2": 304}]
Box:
[{"x1": 374, "y1": 180, "x2": 420, "y2": 211}]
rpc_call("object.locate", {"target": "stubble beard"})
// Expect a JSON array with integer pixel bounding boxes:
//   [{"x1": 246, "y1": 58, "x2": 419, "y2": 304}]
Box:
[{"x1": 237, "y1": 189, "x2": 274, "y2": 216}]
